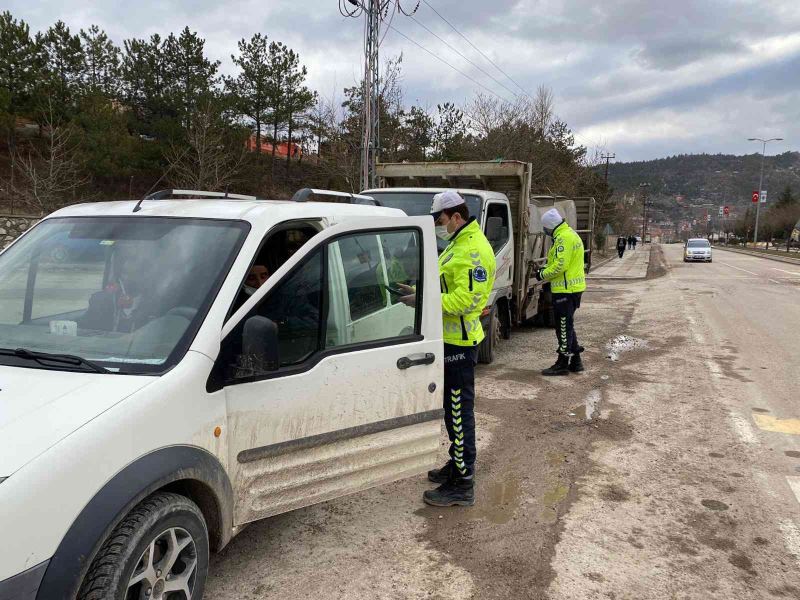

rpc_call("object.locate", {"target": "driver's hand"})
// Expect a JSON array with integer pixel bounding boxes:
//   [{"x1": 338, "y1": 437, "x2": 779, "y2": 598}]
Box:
[
  {"x1": 398, "y1": 294, "x2": 416, "y2": 307},
  {"x1": 396, "y1": 283, "x2": 415, "y2": 295}
]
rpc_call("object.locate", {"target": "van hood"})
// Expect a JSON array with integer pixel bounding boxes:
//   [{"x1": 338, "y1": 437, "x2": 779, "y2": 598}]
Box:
[{"x1": 0, "y1": 366, "x2": 152, "y2": 475}]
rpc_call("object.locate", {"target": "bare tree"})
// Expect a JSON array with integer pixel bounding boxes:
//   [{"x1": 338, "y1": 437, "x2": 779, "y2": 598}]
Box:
[
  {"x1": 165, "y1": 102, "x2": 246, "y2": 191},
  {"x1": 6, "y1": 100, "x2": 88, "y2": 214}
]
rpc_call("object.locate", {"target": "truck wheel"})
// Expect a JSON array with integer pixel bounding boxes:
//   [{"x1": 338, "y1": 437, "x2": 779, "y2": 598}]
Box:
[
  {"x1": 78, "y1": 492, "x2": 209, "y2": 600},
  {"x1": 478, "y1": 306, "x2": 499, "y2": 364},
  {"x1": 499, "y1": 301, "x2": 512, "y2": 340}
]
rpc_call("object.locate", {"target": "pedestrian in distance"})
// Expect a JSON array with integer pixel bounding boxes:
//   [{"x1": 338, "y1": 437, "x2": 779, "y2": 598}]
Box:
[
  {"x1": 627, "y1": 235, "x2": 634, "y2": 250},
  {"x1": 398, "y1": 190, "x2": 496, "y2": 507},
  {"x1": 632, "y1": 236, "x2": 638, "y2": 250},
  {"x1": 617, "y1": 236, "x2": 627, "y2": 259},
  {"x1": 536, "y1": 208, "x2": 587, "y2": 376}
]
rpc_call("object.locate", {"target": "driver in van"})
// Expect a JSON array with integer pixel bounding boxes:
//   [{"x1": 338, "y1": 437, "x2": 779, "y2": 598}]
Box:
[
  {"x1": 80, "y1": 248, "x2": 155, "y2": 333},
  {"x1": 244, "y1": 264, "x2": 270, "y2": 297}
]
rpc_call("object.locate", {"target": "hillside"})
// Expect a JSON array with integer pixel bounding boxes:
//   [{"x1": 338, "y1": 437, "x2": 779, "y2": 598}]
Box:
[{"x1": 607, "y1": 151, "x2": 800, "y2": 210}]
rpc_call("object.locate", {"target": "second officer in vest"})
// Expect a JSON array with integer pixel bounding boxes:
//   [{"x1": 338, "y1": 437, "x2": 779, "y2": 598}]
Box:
[
  {"x1": 423, "y1": 190, "x2": 495, "y2": 506},
  {"x1": 535, "y1": 208, "x2": 587, "y2": 375}
]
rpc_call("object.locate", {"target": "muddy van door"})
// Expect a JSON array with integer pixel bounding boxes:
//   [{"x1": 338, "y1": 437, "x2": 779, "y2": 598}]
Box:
[{"x1": 216, "y1": 217, "x2": 443, "y2": 525}]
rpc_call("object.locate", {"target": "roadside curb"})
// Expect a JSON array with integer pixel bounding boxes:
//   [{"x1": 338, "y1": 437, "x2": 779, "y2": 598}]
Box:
[
  {"x1": 590, "y1": 254, "x2": 615, "y2": 271},
  {"x1": 713, "y1": 246, "x2": 800, "y2": 266},
  {"x1": 587, "y1": 245, "x2": 653, "y2": 280}
]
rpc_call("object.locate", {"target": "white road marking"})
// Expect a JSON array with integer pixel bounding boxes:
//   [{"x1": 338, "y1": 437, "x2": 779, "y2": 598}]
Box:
[
  {"x1": 779, "y1": 520, "x2": 800, "y2": 561},
  {"x1": 719, "y1": 261, "x2": 759, "y2": 276},
  {"x1": 772, "y1": 267, "x2": 800, "y2": 276},
  {"x1": 729, "y1": 412, "x2": 758, "y2": 445},
  {"x1": 787, "y1": 476, "x2": 800, "y2": 505}
]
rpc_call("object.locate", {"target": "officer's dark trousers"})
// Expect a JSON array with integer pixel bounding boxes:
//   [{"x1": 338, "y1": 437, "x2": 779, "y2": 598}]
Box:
[
  {"x1": 443, "y1": 344, "x2": 477, "y2": 478},
  {"x1": 617, "y1": 247, "x2": 625, "y2": 258},
  {"x1": 552, "y1": 293, "x2": 582, "y2": 357}
]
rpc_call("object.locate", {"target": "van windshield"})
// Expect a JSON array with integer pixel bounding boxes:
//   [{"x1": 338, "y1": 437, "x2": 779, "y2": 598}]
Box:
[
  {"x1": 687, "y1": 239, "x2": 711, "y2": 248},
  {"x1": 0, "y1": 217, "x2": 248, "y2": 374}
]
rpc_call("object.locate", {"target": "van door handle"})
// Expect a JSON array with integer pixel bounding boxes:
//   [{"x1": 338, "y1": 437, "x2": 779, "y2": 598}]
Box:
[{"x1": 397, "y1": 353, "x2": 435, "y2": 370}]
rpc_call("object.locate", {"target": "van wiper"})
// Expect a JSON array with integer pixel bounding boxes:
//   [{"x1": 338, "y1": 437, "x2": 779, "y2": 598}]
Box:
[{"x1": 0, "y1": 347, "x2": 111, "y2": 373}]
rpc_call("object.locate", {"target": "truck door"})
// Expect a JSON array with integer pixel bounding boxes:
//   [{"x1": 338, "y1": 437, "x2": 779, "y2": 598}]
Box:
[
  {"x1": 216, "y1": 217, "x2": 443, "y2": 525},
  {"x1": 484, "y1": 202, "x2": 513, "y2": 299}
]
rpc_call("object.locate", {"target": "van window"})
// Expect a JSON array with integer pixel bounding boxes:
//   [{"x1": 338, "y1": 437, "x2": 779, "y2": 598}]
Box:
[
  {"x1": 221, "y1": 228, "x2": 422, "y2": 384},
  {"x1": 327, "y1": 230, "x2": 420, "y2": 347}
]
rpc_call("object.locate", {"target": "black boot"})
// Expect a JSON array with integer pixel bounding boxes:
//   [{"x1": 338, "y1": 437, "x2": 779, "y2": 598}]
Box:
[
  {"x1": 423, "y1": 476, "x2": 475, "y2": 507},
  {"x1": 569, "y1": 354, "x2": 585, "y2": 373},
  {"x1": 428, "y1": 460, "x2": 453, "y2": 484},
  {"x1": 542, "y1": 354, "x2": 570, "y2": 376}
]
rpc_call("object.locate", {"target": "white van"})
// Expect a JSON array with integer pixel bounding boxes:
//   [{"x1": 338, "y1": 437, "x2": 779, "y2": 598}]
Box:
[{"x1": 0, "y1": 191, "x2": 443, "y2": 599}]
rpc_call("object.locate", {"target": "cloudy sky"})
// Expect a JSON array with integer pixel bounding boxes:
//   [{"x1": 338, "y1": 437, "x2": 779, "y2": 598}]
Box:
[{"x1": 6, "y1": 0, "x2": 799, "y2": 161}]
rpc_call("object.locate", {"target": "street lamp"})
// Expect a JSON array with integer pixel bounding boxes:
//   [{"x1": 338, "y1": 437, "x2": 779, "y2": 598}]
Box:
[
  {"x1": 748, "y1": 137, "x2": 783, "y2": 247},
  {"x1": 639, "y1": 182, "x2": 650, "y2": 243}
]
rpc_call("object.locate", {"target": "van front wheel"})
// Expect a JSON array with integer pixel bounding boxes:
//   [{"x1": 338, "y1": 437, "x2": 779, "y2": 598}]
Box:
[{"x1": 78, "y1": 492, "x2": 209, "y2": 600}]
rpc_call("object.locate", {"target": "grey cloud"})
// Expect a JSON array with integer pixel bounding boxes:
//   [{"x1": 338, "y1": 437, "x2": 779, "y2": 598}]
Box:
[{"x1": 631, "y1": 35, "x2": 747, "y2": 71}]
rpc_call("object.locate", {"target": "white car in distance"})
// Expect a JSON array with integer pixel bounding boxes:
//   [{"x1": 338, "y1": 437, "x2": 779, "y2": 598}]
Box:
[
  {"x1": 684, "y1": 238, "x2": 713, "y2": 263},
  {"x1": 0, "y1": 190, "x2": 443, "y2": 600}
]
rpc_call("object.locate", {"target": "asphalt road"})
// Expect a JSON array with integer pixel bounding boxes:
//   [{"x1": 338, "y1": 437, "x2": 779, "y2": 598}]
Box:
[
  {"x1": 550, "y1": 244, "x2": 800, "y2": 599},
  {"x1": 206, "y1": 244, "x2": 800, "y2": 599}
]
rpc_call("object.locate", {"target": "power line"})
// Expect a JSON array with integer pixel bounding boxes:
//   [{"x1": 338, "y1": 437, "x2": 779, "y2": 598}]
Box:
[
  {"x1": 386, "y1": 24, "x2": 516, "y2": 104},
  {"x1": 407, "y1": 14, "x2": 521, "y2": 101},
  {"x1": 421, "y1": 0, "x2": 529, "y2": 97},
  {"x1": 420, "y1": 0, "x2": 604, "y2": 152}
]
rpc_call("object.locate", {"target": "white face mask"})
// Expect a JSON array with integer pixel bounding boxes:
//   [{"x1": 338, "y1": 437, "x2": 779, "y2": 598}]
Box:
[
  {"x1": 435, "y1": 225, "x2": 452, "y2": 241},
  {"x1": 243, "y1": 285, "x2": 257, "y2": 297}
]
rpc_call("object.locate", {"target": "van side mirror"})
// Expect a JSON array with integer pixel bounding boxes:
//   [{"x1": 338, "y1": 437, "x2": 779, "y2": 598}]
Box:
[
  {"x1": 486, "y1": 217, "x2": 503, "y2": 242},
  {"x1": 242, "y1": 316, "x2": 280, "y2": 372}
]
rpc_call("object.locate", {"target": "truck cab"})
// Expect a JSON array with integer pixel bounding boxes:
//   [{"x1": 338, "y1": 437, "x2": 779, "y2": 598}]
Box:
[{"x1": 0, "y1": 190, "x2": 443, "y2": 600}]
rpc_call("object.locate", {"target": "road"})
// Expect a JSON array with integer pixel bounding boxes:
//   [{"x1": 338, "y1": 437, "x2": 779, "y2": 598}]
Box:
[{"x1": 206, "y1": 244, "x2": 800, "y2": 599}]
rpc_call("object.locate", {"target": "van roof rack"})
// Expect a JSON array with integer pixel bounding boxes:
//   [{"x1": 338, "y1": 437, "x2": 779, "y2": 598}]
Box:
[
  {"x1": 133, "y1": 189, "x2": 258, "y2": 212},
  {"x1": 291, "y1": 188, "x2": 381, "y2": 206}
]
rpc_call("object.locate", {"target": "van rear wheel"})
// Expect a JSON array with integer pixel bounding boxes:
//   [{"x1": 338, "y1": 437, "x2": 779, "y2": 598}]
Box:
[{"x1": 78, "y1": 492, "x2": 209, "y2": 600}]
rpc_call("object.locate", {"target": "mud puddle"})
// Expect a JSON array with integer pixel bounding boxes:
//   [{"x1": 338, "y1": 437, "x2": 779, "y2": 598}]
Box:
[{"x1": 477, "y1": 478, "x2": 522, "y2": 525}]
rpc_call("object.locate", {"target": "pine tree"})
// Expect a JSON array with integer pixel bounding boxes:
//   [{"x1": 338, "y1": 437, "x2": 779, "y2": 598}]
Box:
[
  {"x1": 226, "y1": 33, "x2": 271, "y2": 151},
  {"x1": 402, "y1": 105, "x2": 433, "y2": 161},
  {"x1": 432, "y1": 103, "x2": 467, "y2": 161},
  {"x1": 0, "y1": 11, "x2": 43, "y2": 126},
  {"x1": 121, "y1": 34, "x2": 169, "y2": 135},
  {"x1": 265, "y1": 41, "x2": 291, "y2": 174},
  {"x1": 282, "y1": 51, "x2": 314, "y2": 178},
  {"x1": 38, "y1": 20, "x2": 85, "y2": 119},
  {"x1": 163, "y1": 27, "x2": 219, "y2": 130},
  {"x1": 80, "y1": 25, "x2": 120, "y2": 97}
]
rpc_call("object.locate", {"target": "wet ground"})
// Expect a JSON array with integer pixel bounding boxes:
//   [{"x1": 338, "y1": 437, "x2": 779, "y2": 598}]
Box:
[{"x1": 206, "y1": 244, "x2": 800, "y2": 599}]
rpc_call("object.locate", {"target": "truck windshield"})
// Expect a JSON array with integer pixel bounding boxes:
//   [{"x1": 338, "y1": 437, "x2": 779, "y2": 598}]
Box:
[
  {"x1": 366, "y1": 191, "x2": 481, "y2": 219},
  {"x1": 365, "y1": 191, "x2": 482, "y2": 251},
  {"x1": 0, "y1": 217, "x2": 249, "y2": 374}
]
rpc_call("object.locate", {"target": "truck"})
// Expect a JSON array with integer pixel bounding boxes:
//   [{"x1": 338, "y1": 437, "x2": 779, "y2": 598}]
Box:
[
  {"x1": 362, "y1": 160, "x2": 595, "y2": 364},
  {"x1": 0, "y1": 189, "x2": 444, "y2": 600}
]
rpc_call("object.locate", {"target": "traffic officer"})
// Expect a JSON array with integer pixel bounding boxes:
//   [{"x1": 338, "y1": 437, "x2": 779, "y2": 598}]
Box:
[
  {"x1": 401, "y1": 190, "x2": 495, "y2": 507},
  {"x1": 535, "y1": 208, "x2": 587, "y2": 376}
]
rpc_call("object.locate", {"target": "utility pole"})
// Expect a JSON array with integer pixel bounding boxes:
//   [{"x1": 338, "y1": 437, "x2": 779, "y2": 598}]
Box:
[
  {"x1": 747, "y1": 136, "x2": 783, "y2": 247},
  {"x1": 601, "y1": 153, "x2": 615, "y2": 184},
  {"x1": 341, "y1": 0, "x2": 419, "y2": 191},
  {"x1": 639, "y1": 182, "x2": 650, "y2": 242}
]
